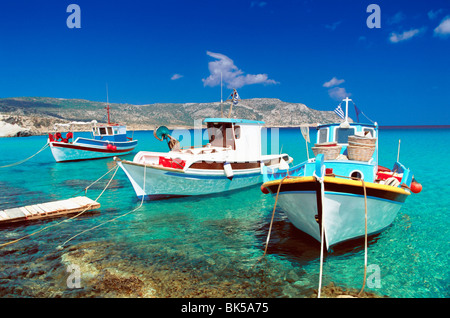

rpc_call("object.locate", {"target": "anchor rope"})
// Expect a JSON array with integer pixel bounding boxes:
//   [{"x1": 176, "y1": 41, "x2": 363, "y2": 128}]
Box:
[
  {"x1": 61, "y1": 164, "x2": 147, "y2": 247},
  {"x1": 0, "y1": 164, "x2": 119, "y2": 248},
  {"x1": 317, "y1": 175, "x2": 326, "y2": 298},
  {"x1": 0, "y1": 142, "x2": 49, "y2": 168},
  {"x1": 254, "y1": 175, "x2": 289, "y2": 266}
]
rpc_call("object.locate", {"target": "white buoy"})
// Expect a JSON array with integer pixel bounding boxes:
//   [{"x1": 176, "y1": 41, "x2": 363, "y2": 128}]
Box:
[{"x1": 224, "y1": 162, "x2": 234, "y2": 180}]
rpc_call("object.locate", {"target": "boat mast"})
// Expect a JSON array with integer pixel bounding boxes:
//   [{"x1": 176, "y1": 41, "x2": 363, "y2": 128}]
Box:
[
  {"x1": 343, "y1": 97, "x2": 352, "y2": 123},
  {"x1": 220, "y1": 72, "x2": 224, "y2": 117}
]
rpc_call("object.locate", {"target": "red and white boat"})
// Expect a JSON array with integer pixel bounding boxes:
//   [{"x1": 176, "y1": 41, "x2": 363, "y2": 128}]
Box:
[{"x1": 48, "y1": 104, "x2": 138, "y2": 162}]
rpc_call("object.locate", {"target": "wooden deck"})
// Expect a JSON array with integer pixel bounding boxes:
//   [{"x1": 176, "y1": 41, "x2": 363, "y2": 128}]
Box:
[{"x1": 0, "y1": 196, "x2": 100, "y2": 225}]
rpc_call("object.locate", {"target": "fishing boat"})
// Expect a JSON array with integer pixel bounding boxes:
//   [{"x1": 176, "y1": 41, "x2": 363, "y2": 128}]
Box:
[
  {"x1": 260, "y1": 97, "x2": 422, "y2": 249},
  {"x1": 115, "y1": 117, "x2": 293, "y2": 200},
  {"x1": 48, "y1": 103, "x2": 138, "y2": 162}
]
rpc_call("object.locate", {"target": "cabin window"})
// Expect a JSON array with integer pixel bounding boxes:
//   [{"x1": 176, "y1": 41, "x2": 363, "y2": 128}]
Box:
[
  {"x1": 234, "y1": 125, "x2": 241, "y2": 139},
  {"x1": 207, "y1": 122, "x2": 235, "y2": 149},
  {"x1": 363, "y1": 128, "x2": 375, "y2": 138},
  {"x1": 318, "y1": 128, "x2": 328, "y2": 144},
  {"x1": 350, "y1": 170, "x2": 363, "y2": 180},
  {"x1": 107, "y1": 127, "x2": 113, "y2": 135},
  {"x1": 335, "y1": 127, "x2": 355, "y2": 144},
  {"x1": 99, "y1": 127, "x2": 107, "y2": 135}
]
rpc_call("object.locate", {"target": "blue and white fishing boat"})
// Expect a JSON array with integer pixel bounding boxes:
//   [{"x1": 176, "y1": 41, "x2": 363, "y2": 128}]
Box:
[
  {"x1": 261, "y1": 97, "x2": 422, "y2": 249},
  {"x1": 48, "y1": 103, "x2": 138, "y2": 162},
  {"x1": 115, "y1": 117, "x2": 293, "y2": 200}
]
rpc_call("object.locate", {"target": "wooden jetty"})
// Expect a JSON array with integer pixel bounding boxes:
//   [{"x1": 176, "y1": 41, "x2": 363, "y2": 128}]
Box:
[{"x1": 0, "y1": 196, "x2": 100, "y2": 225}]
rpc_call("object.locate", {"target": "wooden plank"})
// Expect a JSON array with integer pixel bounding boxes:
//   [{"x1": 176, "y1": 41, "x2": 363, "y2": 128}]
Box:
[
  {"x1": 19, "y1": 207, "x2": 32, "y2": 217},
  {"x1": 25, "y1": 205, "x2": 40, "y2": 216},
  {"x1": 31, "y1": 204, "x2": 46, "y2": 215},
  {"x1": 71, "y1": 196, "x2": 95, "y2": 207},
  {"x1": 0, "y1": 196, "x2": 101, "y2": 225},
  {"x1": 0, "y1": 211, "x2": 9, "y2": 220},
  {"x1": 41, "y1": 202, "x2": 61, "y2": 214},
  {"x1": 37, "y1": 203, "x2": 54, "y2": 213},
  {"x1": 4, "y1": 208, "x2": 26, "y2": 219},
  {"x1": 59, "y1": 200, "x2": 82, "y2": 210}
]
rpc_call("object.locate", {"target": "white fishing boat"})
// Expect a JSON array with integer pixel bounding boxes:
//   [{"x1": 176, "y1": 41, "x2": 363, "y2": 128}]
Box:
[
  {"x1": 115, "y1": 117, "x2": 293, "y2": 200},
  {"x1": 261, "y1": 97, "x2": 422, "y2": 249},
  {"x1": 48, "y1": 103, "x2": 137, "y2": 162}
]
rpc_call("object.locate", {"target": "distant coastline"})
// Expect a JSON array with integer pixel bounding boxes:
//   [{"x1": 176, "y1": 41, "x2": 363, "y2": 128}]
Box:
[{"x1": 379, "y1": 125, "x2": 450, "y2": 130}]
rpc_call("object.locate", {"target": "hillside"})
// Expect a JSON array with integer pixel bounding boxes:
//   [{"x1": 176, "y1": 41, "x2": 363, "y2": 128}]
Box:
[{"x1": 0, "y1": 97, "x2": 344, "y2": 136}]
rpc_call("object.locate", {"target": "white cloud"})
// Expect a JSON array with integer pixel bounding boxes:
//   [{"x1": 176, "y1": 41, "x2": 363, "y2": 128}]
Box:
[
  {"x1": 323, "y1": 77, "x2": 345, "y2": 88},
  {"x1": 434, "y1": 16, "x2": 450, "y2": 37},
  {"x1": 202, "y1": 51, "x2": 278, "y2": 89},
  {"x1": 328, "y1": 87, "x2": 351, "y2": 101},
  {"x1": 428, "y1": 9, "x2": 444, "y2": 20},
  {"x1": 171, "y1": 74, "x2": 183, "y2": 80},
  {"x1": 389, "y1": 28, "x2": 426, "y2": 43}
]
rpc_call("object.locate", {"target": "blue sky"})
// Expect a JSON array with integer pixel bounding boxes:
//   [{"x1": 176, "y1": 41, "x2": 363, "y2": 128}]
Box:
[{"x1": 0, "y1": 0, "x2": 449, "y2": 125}]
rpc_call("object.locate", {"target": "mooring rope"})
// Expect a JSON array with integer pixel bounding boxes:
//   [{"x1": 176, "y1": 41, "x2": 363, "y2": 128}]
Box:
[
  {"x1": 254, "y1": 175, "x2": 290, "y2": 266},
  {"x1": 61, "y1": 164, "x2": 147, "y2": 247},
  {"x1": 0, "y1": 142, "x2": 49, "y2": 168},
  {"x1": 317, "y1": 175, "x2": 326, "y2": 298},
  {"x1": 358, "y1": 178, "x2": 368, "y2": 297},
  {"x1": 0, "y1": 164, "x2": 119, "y2": 248}
]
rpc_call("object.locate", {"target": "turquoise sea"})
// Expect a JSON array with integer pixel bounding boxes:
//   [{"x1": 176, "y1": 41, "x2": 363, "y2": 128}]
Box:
[{"x1": 0, "y1": 127, "x2": 448, "y2": 298}]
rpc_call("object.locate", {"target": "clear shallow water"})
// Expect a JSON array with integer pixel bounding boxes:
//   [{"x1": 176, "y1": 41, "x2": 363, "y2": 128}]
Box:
[{"x1": 0, "y1": 128, "x2": 448, "y2": 298}]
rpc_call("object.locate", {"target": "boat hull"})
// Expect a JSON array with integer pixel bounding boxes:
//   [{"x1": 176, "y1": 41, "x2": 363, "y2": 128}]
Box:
[
  {"x1": 50, "y1": 139, "x2": 137, "y2": 162},
  {"x1": 117, "y1": 160, "x2": 268, "y2": 200},
  {"x1": 264, "y1": 176, "x2": 410, "y2": 249}
]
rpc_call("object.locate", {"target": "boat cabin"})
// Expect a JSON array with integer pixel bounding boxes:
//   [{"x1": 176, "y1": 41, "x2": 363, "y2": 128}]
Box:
[
  {"x1": 92, "y1": 124, "x2": 129, "y2": 142},
  {"x1": 203, "y1": 118, "x2": 264, "y2": 161}
]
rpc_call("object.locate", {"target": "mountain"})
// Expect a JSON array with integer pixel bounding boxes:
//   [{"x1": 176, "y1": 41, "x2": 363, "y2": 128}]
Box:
[{"x1": 0, "y1": 97, "x2": 344, "y2": 136}]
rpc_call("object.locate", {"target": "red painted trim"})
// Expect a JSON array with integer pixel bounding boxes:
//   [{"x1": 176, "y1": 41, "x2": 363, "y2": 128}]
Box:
[{"x1": 50, "y1": 142, "x2": 134, "y2": 153}]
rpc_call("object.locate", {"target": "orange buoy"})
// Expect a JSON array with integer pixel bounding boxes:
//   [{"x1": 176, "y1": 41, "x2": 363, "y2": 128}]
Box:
[
  {"x1": 260, "y1": 185, "x2": 269, "y2": 194},
  {"x1": 410, "y1": 181, "x2": 422, "y2": 194}
]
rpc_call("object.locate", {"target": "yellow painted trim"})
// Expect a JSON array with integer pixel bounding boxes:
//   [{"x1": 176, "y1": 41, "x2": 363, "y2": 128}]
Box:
[{"x1": 263, "y1": 175, "x2": 410, "y2": 196}]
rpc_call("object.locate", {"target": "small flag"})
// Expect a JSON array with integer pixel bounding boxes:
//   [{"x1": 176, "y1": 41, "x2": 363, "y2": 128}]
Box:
[
  {"x1": 232, "y1": 90, "x2": 240, "y2": 106},
  {"x1": 354, "y1": 104, "x2": 361, "y2": 122},
  {"x1": 334, "y1": 104, "x2": 345, "y2": 119}
]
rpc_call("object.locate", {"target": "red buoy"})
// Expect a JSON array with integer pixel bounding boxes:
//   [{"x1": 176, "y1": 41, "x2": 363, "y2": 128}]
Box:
[
  {"x1": 260, "y1": 185, "x2": 269, "y2": 194},
  {"x1": 111, "y1": 145, "x2": 117, "y2": 151},
  {"x1": 410, "y1": 181, "x2": 422, "y2": 194}
]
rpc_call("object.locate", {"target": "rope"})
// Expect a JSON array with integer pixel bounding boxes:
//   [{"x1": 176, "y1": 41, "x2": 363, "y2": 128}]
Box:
[
  {"x1": 254, "y1": 176, "x2": 289, "y2": 266},
  {"x1": 0, "y1": 142, "x2": 49, "y2": 168},
  {"x1": 358, "y1": 178, "x2": 368, "y2": 297},
  {"x1": 317, "y1": 175, "x2": 326, "y2": 298},
  {"x1": 61, "y1": 164, "x2": 147, "y2": 247},
  {"x1": 0, "y1": 165, "x2": 119, "y2": 249}
]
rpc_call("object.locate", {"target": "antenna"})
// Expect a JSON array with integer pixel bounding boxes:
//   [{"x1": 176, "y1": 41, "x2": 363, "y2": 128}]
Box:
[
  {"x1": 220, "y1": 72, "x2": 224, "y2": 117},
  {"x1": 105, "y1": 83, "x2": 111, "y2": 125}
]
